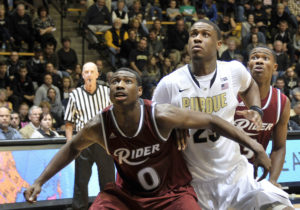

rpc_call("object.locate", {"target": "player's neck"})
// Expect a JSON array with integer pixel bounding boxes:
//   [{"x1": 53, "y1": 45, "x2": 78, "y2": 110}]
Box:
[
  {"x1": 259, "y1": 83, "x2": 270, "y2": 100},
  {"x1": 191, "y1": 60, "x2": 216, "y2": 76}
]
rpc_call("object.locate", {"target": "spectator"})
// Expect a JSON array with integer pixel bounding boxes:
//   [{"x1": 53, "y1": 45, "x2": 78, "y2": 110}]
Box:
[
  {"x1": 129, "y1": 17, "x2": 147, "y2": 41},
  {"x1": 241, "y1": 14, "x2": 255, "y2": 39},
  {"x1": 218, "y1": 13, "x2": 236, "y2": 39},
  {"x1": 287, "y1": 0, "x2": 300, "y2": 24},
  {"x1": 179, "y1": 0, "x2": 197, "y2": 23},
  {"x1": 166, "y1": 17, "x2": 189, "y2": 54},
  {"x1": 34, "y1": 73, "x2": 61, "y2": 106},
  {"x1": 26, "y1": 46, "x2": 45, "y2": 87},
  {"x1": 245, "y1": 33, "x2": 265, "y2": 59},
  {"x1": 44, "y1": 62, "x2": 63, "y2": 89},
  {"x1": 0, "y1": 4, "x2": 13, "y2": 50},
  {"x1": 19, "y1": 105, "x2": 42, "y2": 139},
  {"x1": 18, "y1": 102, "x2": 29, "y2": 128},
  {"x1": 293, "y1": 26, "x2": 300, "y2": 61},
  {"x1": 120, "y1": 28, "x2": 137, "y2": 66},
  {"x1": 252, "y1": 0, "x2": 268, "y2": 34},
  {"x1": 30, "y1": 112, "x2": 60, "y2": 138},
  {"x1": 273, "y1": 20, "x2": 295, "y2": 65},
  {"x1": 151, "y1": 19, "x2": 167, "y2": 42},
  {"x1": 104, "y1": 18, "x2": 128, "y2": 68},
  {"x1": 220, "y1": 38, "x2": 242, "y2": 61},
  {"x1": 6, "y1": 51, "x2": 22, "y2": 81},
  {"x1": 135, "y1": 12, "x2": 149, "y2": 37},
  {"x1": 95, "y1": 59, "x2": 107, "y2": 85},
  {"x1": 148, "y1": 0, "x2": 162, "y2": 21},
  {"x1": 142, "y1": 55, "x2": 160, "y2": 99},
  {"x1": 111, "y1": 0, "x2": 129, "y2": 29},
  {"x1": 202, "y1": 0, "x2": 218, "y2": 23},
  {"x1": 0, "y1": 106, "x2": 22, "y2": 140},
  {"x1": 0, "y1": 88, "x2": 12, "y2": 110},
  {"x1": 274, "y1": 40, "x2": 289, "y2": 74},
  {"x1": 274, "y1": 76, "x2": 290, "y2": 96},
  {"x1": 43, "y1": 42, "x2": 58, "y2": 68},
  {"x1": 12, "y1": 65, "x2": 35, "y2": 109},
  {"x1": 84, "y1": 0, "x2": 112, "y2": 44},
  {"x1": 242, "y1": 25, "x2": 266, "y2": 49},
  {"x1": 147, "y1": 28, "x2": 163, "y2": 58},
  {"x1": 291, "y1": 87, "x2": 300, "y2": 107},
  {"x1": 71, "y1": 64, "x2": 82, "y2": 88},
  {"x1": 10, "y1": 111, "x2": 20, "y2": 130},
  {"x1": 57, "y1": 37, "x2": 78, "y2": 74},
  {"x1": 60, "y1": 76, "x2": 73, "y2": 109},
  {"x1": 271, "y1": 3, "x2": 298, "y2": 35},
  {"x1": 10, "y1": 3, "x2": 34, "y2": 51},
  {"x1": 46, "y1": 87, "x2": 63, "y2": 118},
  {"x1": 290, "y1": 101, "x2": 300, "y2": 127},
  {"x1": 160, "y1": 57, "x2": 174, "y2": 77},
  {"x1": 166, "y1": 0, "x2": 181, "y2": 21},
  {"x1": 129, "y1": 38, "x2": 148, "y2": 75},
  {"x1": 0, "y1": 61, "x2": 10, "y2": 89},
  {"x1": 128, "y1": 0, "x2": 144, "y2": 20},
  {"x1": 283, "y1": 66, "x2": 298, "y2": 96},
  {"x1": 33, "y1": 6, "x2": 57, "y2": 49},
  {"x1": 39, "y1": 101, "x2": 65, "y2": 131},
  {"x1": 176, "y1": 53, "x2": 191, "y2": 68}
]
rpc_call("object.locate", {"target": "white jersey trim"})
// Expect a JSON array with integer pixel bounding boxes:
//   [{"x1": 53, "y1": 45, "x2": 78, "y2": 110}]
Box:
[
  {"x1": 276, "y1": 88, "x2": 281, "y2": 124},
  {"x1": 262, "y1": 86, "x2": 273, "y2": 110},
  {"x1": 109, "y1": 102, "x2": 144, "y2": 138},
  {"x1": 151, "y1": 103, "x2": 169, "y2": 142},
  {"x1": 100, "y1": 111, "x2": 110, "y2": 155}
]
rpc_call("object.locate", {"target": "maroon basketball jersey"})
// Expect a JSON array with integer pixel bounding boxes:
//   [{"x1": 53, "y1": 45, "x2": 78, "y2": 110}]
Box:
[
  {"x1": 234, "y1": 87, "x2": 287, "y2": 159},
  {"x1": 100, "y1": 99, "x2": 192, "y2": 197}
]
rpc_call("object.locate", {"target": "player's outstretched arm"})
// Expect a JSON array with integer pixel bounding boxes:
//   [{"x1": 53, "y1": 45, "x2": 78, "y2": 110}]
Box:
[
  {"x1": 155, "y1": 104, "x2": 271, "y2": 180},
  {"x1": 269, "y1": 98, "x2": 290, "y2": 187},
  {"x1": 239, "y1": 79, "x2": 263, "y2": 130},
  {"x1": 23, "y1": 115, "x2": 104, "y2": 203}
]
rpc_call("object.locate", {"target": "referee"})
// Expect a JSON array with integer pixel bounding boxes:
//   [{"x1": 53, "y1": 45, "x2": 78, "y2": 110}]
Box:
[{"x1": 64, "y1": 62, "x2": 115, "y2": 210}]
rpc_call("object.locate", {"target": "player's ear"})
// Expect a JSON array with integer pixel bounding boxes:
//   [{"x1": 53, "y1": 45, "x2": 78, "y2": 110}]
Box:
[
  {"x1": 216, "y1": 40, "x2": 222, "y2": 51},
  {"x1": 138, "y1": 86, "x2": 143, "y2": 97},
  {"x1": 272, "y1": 63, "x2": 278, "y2": 73}
]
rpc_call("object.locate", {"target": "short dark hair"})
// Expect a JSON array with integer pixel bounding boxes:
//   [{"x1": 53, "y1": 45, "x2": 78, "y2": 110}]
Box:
[
  {"x1": 114, "y1": 67, "x2": 142, "y2": 86},
  {"x1": 249, "y1": 46, "x2": 277, "y2": 63},
  {"x1": 61, "y1": 36, "x2": 71, "y2": 44},
  {"x1": 193, "y1": 19, "x2": 222, "y2": 40}
]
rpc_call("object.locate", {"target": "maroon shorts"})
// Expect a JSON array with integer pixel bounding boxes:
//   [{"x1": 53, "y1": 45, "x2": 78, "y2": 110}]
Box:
[{"x1": 89, "y1": 183, "x2": 201, "y2": 210}]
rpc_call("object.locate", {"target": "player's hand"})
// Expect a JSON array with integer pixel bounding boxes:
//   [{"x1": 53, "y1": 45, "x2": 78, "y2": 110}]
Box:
[
  {"x1": 253, "y1": 144, "x2": 271, "y2": 181},
  {"x1": 269, "y1": 179, "x2": 282, "y2": 188},
  {"x1": 236, "y1": 110, "x2": 262, "y2": 131},
  {"x1": 23, "y1": 183, "x2": 42, "y2": 203},
  {"x1": 175, "y1": 129, "x2": 189, "y2": 150}
]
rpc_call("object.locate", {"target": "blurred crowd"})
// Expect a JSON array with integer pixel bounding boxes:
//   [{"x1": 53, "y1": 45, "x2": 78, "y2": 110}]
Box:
[{"x1": 1, "y1": 0, "x2": 300, "y2": 141}]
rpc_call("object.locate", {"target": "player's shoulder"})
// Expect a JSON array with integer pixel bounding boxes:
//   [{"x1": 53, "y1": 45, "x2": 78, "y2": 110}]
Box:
[
  {"x1": 217, "y1": 60, "x2": 247, "y2": 72},
  {"x1": 159, "y1": 65, "x2": 190, "y2": 84}
]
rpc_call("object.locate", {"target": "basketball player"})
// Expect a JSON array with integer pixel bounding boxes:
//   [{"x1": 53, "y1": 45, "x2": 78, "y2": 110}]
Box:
[
  {"x1": 23, "y1": 68, "x2": 271, "y2": 209},
  {"x1": 234, "y1": 47, "x2": 290, "y2": 188},
  {"x1": 152, "y1": 20, "x2": 293, "y2": 209}
]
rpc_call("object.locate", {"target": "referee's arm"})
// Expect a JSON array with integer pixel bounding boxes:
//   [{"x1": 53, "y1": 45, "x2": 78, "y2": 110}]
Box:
[{"x1": 65, "y1": 122, "x2": 74, "y2": 141}]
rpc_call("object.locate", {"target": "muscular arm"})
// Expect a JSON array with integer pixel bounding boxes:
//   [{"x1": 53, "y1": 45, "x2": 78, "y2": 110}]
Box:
[
  {"x1": 24, "y1": 115, "x2": 105, "y2": 202},
  {"x1": 239, "y1": 78, "x2": 261, "y2": 108},
  {"x1": 269, "y1": 98, "x2": 290, "y2": 185},
  {"x1": 156, "y1": 104, "x2": 266, "y2": 154}
]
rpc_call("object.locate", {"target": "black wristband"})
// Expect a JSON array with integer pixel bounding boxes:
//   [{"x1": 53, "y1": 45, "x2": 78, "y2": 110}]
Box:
[{"x1": 250, "y1": 106, "x2": 263, "y2": 118}]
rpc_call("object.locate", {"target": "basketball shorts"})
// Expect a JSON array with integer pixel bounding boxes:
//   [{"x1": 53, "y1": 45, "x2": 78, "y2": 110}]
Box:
[
  {"x1": 89, "y1": 182, "x2": 201, "y2": 210},
  {"x1": 191, "y1": 158, "x2": 293, "y2": 210}
]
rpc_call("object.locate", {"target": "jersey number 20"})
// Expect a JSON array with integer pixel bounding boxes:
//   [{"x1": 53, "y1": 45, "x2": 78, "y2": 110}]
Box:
[{"x1": 193, "y1": 129, "x2": 220, "y2": 143}]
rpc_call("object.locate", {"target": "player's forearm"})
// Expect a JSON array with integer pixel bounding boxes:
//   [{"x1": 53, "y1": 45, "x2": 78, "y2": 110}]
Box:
[
  {"x1": 240, "y1": 79, "x2": 261, "y2": 108},
  {"x1": 269, "y1": 147, "x2": 286, "y2": 183},
  {"x1": 65, "y1": 123, "x2": 73, "y2": 141},
  {"x1": 34, "y1": 141, "x2": 80, "y2": 186}
]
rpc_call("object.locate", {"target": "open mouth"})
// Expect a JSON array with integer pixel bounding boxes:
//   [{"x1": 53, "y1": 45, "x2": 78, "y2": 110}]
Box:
[
  {"x1": 114, "y1": 92, "x2": 127, "y2": 100},
  {"x1": 253, "y1": 66, "x2": 264, "y2": 72}
]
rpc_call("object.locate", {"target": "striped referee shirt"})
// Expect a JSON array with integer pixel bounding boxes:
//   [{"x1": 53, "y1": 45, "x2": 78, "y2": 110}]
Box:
[{"x1": 64, "y1": 85, "x2": 110, "y2": 132}]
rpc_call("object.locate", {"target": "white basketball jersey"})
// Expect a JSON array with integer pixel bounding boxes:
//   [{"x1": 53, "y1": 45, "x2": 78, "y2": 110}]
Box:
[{"x1": 152, "y1": 61, "x2": 252, "y2": 181}]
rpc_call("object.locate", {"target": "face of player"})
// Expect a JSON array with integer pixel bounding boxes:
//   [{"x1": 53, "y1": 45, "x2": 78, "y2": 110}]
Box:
[
  {"x1": 109, "y1": 71, "x2": 142, "y2": 106},
  {"x1": 248, "y1": 47, "x2": 278, "y2": 85},
  {"x1": 188, "y1": 22, "x2": 221, "y2": 61}
]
